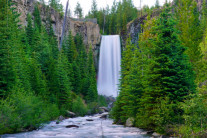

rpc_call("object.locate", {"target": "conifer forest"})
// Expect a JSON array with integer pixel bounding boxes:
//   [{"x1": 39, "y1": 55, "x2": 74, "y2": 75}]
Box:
[{"x1": 1, "y1": 0, "x2": 207, "y2": 137}]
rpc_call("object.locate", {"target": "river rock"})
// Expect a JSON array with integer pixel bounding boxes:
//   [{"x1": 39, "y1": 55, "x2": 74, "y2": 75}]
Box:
[
  {"x1": 66, "y1": 111, "x2": 76, "y2": 118},
  {"x1": 100, "y1": 113, "x2": 109, "y2": 119},
  {"x1": 65, "y1": 125, "x2": 79, "y2": 128},
  {"x1": 125, "y1": 117, "x2": 134, "y2": 127},
  {"x1": 58, "y1": 115, "x2": 65, "y2": 121},
  {"x1": 152, "y1": 132, "x2": 161, "y2": 137},
  {"x1": 99, "y1": 107, "x2": 109, "y2": 112},
  {"x1": 86, "y1": 119, "x2": 94, "y2": 121}
]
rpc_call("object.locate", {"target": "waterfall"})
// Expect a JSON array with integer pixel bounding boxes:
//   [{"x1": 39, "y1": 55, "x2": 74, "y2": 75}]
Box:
[{"x1": 97, "y1": 35, "x2": 121, "y2": 97}]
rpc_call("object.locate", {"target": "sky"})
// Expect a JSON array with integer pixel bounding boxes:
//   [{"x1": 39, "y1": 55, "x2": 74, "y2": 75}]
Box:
[{"x1": 45, "y1": 0, "x2": 172, "y2": 17}]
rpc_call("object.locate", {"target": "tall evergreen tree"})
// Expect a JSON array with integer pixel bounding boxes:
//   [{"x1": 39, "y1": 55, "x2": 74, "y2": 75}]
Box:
[
  {"x1": 112, "y1": 37, "x2": 135, "y2": 123},
  {"x1": 175, "y1": 0, "x2": 203, "y2": 65},
  {"x1": 86, "y1": 46, "x2": 98, "y2": 103},
  {"x1": 137, "y1": 5, "x2": 196, "y2": 130},
  {"x1": 155, "y1": 0, "x2": 160, "y2": 8},
  {"x1": 33, "y1": 4, "x2": 42, "y2": 32},
  {"x1": 26, "y1": 13, "x2": 33, "y2": 47},
  {"x1": 56, "y1": 51, "x2": 72, "y2": 109},
  {"x1": 91, "y1": 0, "x2": 98, "y2": 18},
  {"x1": 74, "y1": 2, "x2": 83, "y2": 19},
  {"x1": 0, "y1": 0, "x2": 20, "y2": 98}
]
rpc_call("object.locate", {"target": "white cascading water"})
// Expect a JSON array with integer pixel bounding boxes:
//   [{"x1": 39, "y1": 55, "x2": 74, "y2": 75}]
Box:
[{"x1": 97, "y1": 35, "x2": 121, "y2": 97}]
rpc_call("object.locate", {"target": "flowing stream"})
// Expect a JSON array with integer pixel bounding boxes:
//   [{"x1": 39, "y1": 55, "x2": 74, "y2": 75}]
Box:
[
  {"x1": 2, "y1": 113, "x2": 150, "y2": 138},
  {"x1": 97, "y1": 35, "x2": 121, "y2": 97}
]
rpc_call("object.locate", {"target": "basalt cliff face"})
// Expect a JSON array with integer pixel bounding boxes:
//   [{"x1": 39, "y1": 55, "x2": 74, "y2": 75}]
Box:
[
  {"x1": 122, "y1": 0, "x2": 207, "y2": 47},
  {"x1": 13, "y1": 0, "x2": 101, "y2": 66}
]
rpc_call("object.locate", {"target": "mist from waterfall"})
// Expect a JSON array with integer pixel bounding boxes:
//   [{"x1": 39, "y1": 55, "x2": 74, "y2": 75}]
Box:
[{"x1": 97, "y1": 35, "x2": 121, "y2": 97}]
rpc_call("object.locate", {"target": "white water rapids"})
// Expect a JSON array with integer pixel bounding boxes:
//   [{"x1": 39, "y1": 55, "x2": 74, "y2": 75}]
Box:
[
  {"x1": 1, "y1": 114, "x2": 149, "y2": 138},
  {"x1": 97, "y1": 35, "x2": 121, "y2": 97}
]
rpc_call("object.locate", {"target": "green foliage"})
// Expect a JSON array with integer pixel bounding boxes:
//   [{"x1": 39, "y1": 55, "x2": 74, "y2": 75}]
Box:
[
  {"x1": 86, "y1": 0, "x2": 138, "y2": 34},
  {"x1": 26, "y1": 13, "x2": 33, "y2": 47},
  {"x1": 0, "y1": 0, "x2": 19, "y2": 98},
  {"x1": 56, "y1": 52, "x2": 72, "y2": 109},
  {"x1": 173, "y1": 94, "x2": 207, "y2": 137},
  {"x1": 86, "y1": 46, "x2": 98, "y2": 103},
  {"x1": 98, "y1": 95, "x2": 107, "y2": 107},
  {"x1": 33, "y1": 4, "x2": 42, "y2": 32},
  {"x1": 155, "y1": 0, "x2": 160, "y2": 8},
  {"x1": 49, "y1": 0, "x2": 63, "y2": 15},
  {"x1": 0, "y1": 0, "x2": 99, "y2": 135},
  {"x1": 137, "y1": 5, "x2": 196, "y2": 132},
  {"x1": 0, "y1": 86, "x2": 59, "y2": 134},
  {"x1": 175, "y1": 0, "x2": 203, "y2": 66},
  {"x1": 196, "y1": 29, "x2": 207, "y2": 91},
  {"x1": 71, "y1": 96, "x2": 88, "y2": 116},
  {"x1": 74, "y1": 2, "x2": 83, "y2": 19},
  {"x1": 112, "y1": 4, "x2": 198, "y2": 135},
  {"x1": 112, "y1": 37, "x2": 135, "y2": 123}
]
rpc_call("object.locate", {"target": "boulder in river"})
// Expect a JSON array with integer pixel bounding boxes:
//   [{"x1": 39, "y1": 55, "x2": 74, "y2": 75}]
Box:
[
  {"x1": 66, "y1": 125, "x2": 79, "y2": 128},
  {"x1": 86, "y1": 119, "x2": 94, "y2": 121},
  {"x1": 100, "y1": 112, "x2": 109, "y2": 119},
  {"x1": 125, "y1": 117, "x2": 134, "y2": 127}
]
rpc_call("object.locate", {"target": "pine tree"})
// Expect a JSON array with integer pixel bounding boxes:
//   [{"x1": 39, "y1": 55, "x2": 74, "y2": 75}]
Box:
[
  {"x1": 26, "y1": 13, "x2": 33, "y2": 47},
  {"x1": 49, "y1": 0, "x2": 63, "y2": 13},
  {"x1": 0, "y1": 0, "x2": 20, "y2": 98},
  {"x1": 112, "y1": 37, "x2": 135, "y2": 123},
  {"x1": 63, "y1": 31, "x2": 78, "y2": 63},
  {"x1": 33, "y1": 4, "x2": 42, "y2": 32},
  {"x1": 201, "y1": 0, "x2": 207, "y2": 32},
  {"x1": 155, "y1": 0, "x2": 160, "y2": 8},
  {"x1": 27, "y1": 57, "x2": 48, "y2": 97},
  {"x1": 56, "y1": 51, "x2": 72, "y2": 109},
  {"x1": 137, "y1": 5, "x2": 196, "y2": 130},
  {"x1": 71, "y1": 61, "x2": 81, "y2": 95},
  {"x1": 91, "y1": 0, "x2": 98, "y2": 18},
  {"x1": 74, "y1": 34, "x2": 88, "y2": 95},
  {"x1": 74, "y1": 2, "x2": 83, "y2": 19},
  {"x1": 86, "y1": 46, "x2": 98, "y2": 103},
  {"x1": 175, "y1": 0, "x2": 203, "y2": 65}
]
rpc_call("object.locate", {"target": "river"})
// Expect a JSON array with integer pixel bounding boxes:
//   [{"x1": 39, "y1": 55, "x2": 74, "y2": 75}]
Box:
[{"x1": 1, "y1": 113, "x2": 150, "y2": 138}]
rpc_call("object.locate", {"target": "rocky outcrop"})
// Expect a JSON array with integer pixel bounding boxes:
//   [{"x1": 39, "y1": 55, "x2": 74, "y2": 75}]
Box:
[
  {"x1": 12, "y1": 0, "x2": 101, "y2": 53},
  {"x1": 121, "y1": 9, "x2": 161, "y2": 47}
]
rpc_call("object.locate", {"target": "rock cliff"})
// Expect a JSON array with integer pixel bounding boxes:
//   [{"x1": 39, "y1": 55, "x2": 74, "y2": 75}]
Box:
[{"x1": 13, "y1": 0, "x2": 101, "y2": 52}]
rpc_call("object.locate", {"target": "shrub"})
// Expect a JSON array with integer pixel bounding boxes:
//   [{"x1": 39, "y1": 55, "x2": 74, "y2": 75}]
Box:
[
  {"x1": 71, "y1": 96, "x2": 88, "y2": 116},
  {"x1": 0, "y1": 87, "x2": 60, "y2": 134},
  {"x1": 98, "y1": 95, "x2": 107, "y2": 107},
  {"x1": 175, "y1": 94, "x2": 207, "y2": 137}
]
